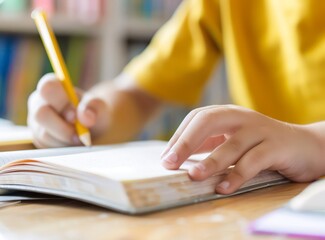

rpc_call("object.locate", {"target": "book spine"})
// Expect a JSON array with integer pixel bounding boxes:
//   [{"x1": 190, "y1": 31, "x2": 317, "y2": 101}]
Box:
[
  {"x1": 125, "y1": 0, "x2": 182, "y2": 20},
  {"x1": 79, "y1": 39, "x2": 100, "y2": 90},
  {"x1": 65, "y1": 37, "x2": 88, "y2": 87},
  {"x1": 8, "y1": 38, "x2": 45, "y2": 124},
  {"x1": 6, "y1": 38, "x2": 30, "y2": 124},
  {"x1": 0, "y1": 0, "x2": 29, "y2": 13},
  {"x1": 0, "y1": 36, "x2": 19, "y2": 119},
  {"x1": 58, "y1": 0, "x2": 103, "y2": 24},
  {"x1": 31, "y1": 0, "x2": 55, "y2": 17},
  {"x1": 0, "y1": 36, "x2": 7, "y2": 118}
]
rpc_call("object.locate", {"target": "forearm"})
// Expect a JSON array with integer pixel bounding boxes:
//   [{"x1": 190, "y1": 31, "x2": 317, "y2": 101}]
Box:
[{"x1": 88, "y1": 76, "x2": 162, "y2": 144}]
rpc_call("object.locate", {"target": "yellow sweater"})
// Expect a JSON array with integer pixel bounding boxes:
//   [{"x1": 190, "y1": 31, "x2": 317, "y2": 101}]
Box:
[{"x1": 125, "y1": 0, "x2": 325, "y2": 124}]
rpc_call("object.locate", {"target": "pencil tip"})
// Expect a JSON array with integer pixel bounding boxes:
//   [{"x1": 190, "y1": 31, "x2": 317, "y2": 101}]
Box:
[{"x1": 80, "y1": 133, "x2": 92, "y2": 147}]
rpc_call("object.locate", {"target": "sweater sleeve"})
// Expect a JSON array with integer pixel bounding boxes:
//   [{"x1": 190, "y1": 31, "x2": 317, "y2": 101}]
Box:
[{"x1": 124, "y1": 0, "x2": 222, "y2": 106}]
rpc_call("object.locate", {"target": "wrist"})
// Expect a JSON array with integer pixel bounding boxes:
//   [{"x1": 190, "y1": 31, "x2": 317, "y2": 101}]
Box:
[{"x1": 304, "y1": 122, "x2": 325, "y2": 177}]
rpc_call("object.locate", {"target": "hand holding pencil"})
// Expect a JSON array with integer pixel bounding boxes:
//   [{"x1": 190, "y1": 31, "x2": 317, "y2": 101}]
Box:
[
  {"x1": 28, "y1": 9, "x2": 151, "y2": 148},
  {"x1": 31, "y1": 9, "x2": 91, "y2": 146}
]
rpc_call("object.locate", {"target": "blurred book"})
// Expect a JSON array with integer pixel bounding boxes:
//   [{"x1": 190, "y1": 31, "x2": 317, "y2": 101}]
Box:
[
  {"x1": 0, "y1": 118, "x2": 33, "y2": 151},
  {"x1": 0, "y1": 0, "x2": 28, "y2": 13},
  {"x1": 250, "y1": 208, "x2": 325, "y2": 239},
  {"x1": 125, "y1": 0, "x2": 182, "y2": 20},
  {"x1": 56, "y1": 0, "x2": 104, "y2": 24},
  {"x1": 32, "y1": 0, "x2": 55, "y2": 16},
  {"x1": 79, "y1": 39, "x2": 100, "y2": 90},
  {"x1": 1, "y1": 35, "x2": 98, "y2": 124},
  {"x1": 0, "y1": 36, "x2": 19, "y2": 119},
  {"x1": 6, "y1": 38, "x2": 43, "y2": 125},
  {"x1": 66, "y1": 37, "x2": 87, "y2": 86},
  {"x1": 6, "y1": 38, "x2": 32, "y2": 125},
  {"x1": 250, "y1": 179, "x2": 325, "y2": 239}
]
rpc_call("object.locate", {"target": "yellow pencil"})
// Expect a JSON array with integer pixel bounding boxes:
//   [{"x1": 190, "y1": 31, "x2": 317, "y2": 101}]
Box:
[{"x1": 31, "y1": 9, "x2": 91, "y2": 146}]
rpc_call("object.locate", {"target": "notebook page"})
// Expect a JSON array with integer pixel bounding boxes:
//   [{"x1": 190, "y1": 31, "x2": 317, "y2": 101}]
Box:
[
  {"x1": 0, "y1": 145, "x2": 115, "y2": 167},
  {"x1": 32, "y1": 142, "x2": 195, "y2": 181}
]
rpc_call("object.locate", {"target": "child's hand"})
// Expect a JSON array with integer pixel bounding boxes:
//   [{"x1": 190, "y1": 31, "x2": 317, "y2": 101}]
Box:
[
  {"x1": 27, "y1": 73, "x2": 109, "y2": 148},
  {"x1": 161, "y1": 105, "x2": 325, "y2": 194}
]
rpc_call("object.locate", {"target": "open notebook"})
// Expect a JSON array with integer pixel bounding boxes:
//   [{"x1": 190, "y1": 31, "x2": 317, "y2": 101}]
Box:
[{"x1": 0, "y1": 141, "x2": 289, "y2": 214}]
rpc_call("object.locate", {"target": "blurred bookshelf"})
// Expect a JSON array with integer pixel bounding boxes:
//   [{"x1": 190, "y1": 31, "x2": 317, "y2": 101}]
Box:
[
  {"x1": 0, "y1": 0, "x2": 105, "y2": 125},
  {"x1": 0, "y1": 0, "x2": 229, "y2": 140},
  {"x1": 102, "y1": 0, "x2": 183, "y2": 81},
  {"x1": 0, "y1": 13, "x2": 100, "y2": 35}
]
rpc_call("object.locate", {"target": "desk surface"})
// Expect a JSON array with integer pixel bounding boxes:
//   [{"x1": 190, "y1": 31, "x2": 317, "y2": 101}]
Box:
[{"x1": 0, "y1": 182, "x2": 308, "y2": 240}]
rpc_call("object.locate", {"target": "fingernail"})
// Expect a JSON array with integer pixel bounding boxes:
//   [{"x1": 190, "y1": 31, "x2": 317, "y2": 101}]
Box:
[
  {"x1": 162, "y1": 151, "x2": 178, "y2": 164},
  {"x1": 72, "y1": 135, "x2": 80, "y2": 145},
  {"x1": 217, "y1": 181, "x2": 230, "y2": 190}
]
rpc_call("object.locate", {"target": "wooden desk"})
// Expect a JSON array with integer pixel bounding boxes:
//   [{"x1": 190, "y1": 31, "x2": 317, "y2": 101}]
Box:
[{"x1": 0, "y1": 182, "x2": 308, "y2": 240}]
